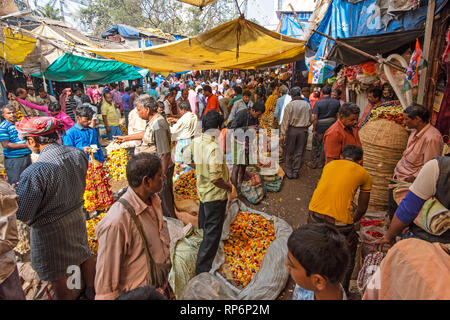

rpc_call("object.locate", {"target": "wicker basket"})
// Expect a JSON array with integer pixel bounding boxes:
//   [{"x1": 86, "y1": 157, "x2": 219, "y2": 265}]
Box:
[{"x1": 359, "y1": 119, "x2": 409, "y2": 211}]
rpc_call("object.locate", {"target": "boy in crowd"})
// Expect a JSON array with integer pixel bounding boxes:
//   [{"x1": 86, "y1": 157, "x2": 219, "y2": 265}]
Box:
[{"x1": 287, "y1": 223, "x2": 350, "y2": 300}]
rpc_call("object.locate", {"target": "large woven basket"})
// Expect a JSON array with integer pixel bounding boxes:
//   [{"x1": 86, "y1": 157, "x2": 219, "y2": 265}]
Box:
[{"x1": 359, "y1": 119, "x2": 409, "y2": 211}]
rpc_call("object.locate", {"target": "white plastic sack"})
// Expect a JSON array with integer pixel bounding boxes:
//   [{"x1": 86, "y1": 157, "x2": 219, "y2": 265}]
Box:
[
  {"x1": 209, "y1": 199, "x2": 293, "y2": 300},
  {"x1": 180, "y1": 272, "x2": 237, "y2": 300}
]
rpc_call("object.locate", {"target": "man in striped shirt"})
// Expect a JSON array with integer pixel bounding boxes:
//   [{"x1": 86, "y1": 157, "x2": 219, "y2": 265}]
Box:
[
  {"x1": 15, "y1": 117, "x2": 95, "y2": 300},
  {"x1": 0, "y1": 105, "x2": 32, "y2": 185}
]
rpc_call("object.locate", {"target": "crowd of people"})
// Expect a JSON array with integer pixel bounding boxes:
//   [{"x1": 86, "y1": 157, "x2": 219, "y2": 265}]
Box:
[{"x1": 0, "y1": 71, "x2": 448, "y2": 301}]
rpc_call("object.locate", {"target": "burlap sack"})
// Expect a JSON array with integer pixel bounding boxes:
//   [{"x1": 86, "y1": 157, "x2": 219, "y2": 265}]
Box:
[
  {"x1": 173, "y1": 192, "x2": 199, "y2": 228},
  {"x1": 0, "y1": 180, "x2": 18, "y2": 218}
]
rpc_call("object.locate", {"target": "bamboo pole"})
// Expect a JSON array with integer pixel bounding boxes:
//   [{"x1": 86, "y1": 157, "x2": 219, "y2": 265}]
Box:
[
  {"x1": 288, "y1": 3, "x2": 305, "y2": 33},
  {"x1": 417, "y1": 0, "x2": 436, "y2": 104}
]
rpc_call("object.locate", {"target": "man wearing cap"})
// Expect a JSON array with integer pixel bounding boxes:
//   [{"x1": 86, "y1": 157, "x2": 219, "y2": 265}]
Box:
[{"x1": 15, "y1": 117, "x2": 96, "y2": 300}]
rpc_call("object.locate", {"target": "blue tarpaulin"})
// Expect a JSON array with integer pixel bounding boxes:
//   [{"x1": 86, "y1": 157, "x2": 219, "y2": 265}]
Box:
[
  {"x1": 102, "y1": 24, "x2": 142, "y2": 39},
  {"x1": 307, "y1": 0, "x2": 448, "y2": 61},
  {"x1": 279, "y1": 12, "x2": 313, "y2": 39}
]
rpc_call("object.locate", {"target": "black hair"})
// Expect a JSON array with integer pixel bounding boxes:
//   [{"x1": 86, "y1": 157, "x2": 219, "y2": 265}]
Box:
[
  {"x1": 342, "y1": 145, "x2": 363, "y2": 162},
  {"x1": 368, "y1": 87, "x2": 382, "y2": 99},
  {"x1": 73, "y1": 87, "x2": 83, "y2": 93},
  {"x1": 28, "y1": 132, "x2": 60, "y2": 145},
  {"x1": 38, "y1": 86, "x2": 46, "y2": 93},
  {"x1": 252, "y1": 101, "x2": 266, "y2": 114},
  {"x1": 405, "y1": 104, "x2": 430, "y2": 123},
  {"x1": 48, "y1": 101, "x2": 62, "y2": 112},
  {"x1": 202, "y1": 109, "x2": 223, "y2": 131},
  {"x1": 157, "y1": 101, "x2": 165, "y2": 110},
  {"x1": 116, "y1": 285, "x2": 167, "y2": 300},
  {"x1": 178, "y1": 101, "x2": 192, "y2": 112},
  {"x1": 132, "y1": 85, "x2": 142, "y2": 91},
  {"x1": 125, "y1": 87, "x2": 131, "y2": 92},
  {"x1": 233, "y1": 86, "x2": 242, "y2": 95},
  {"x1": 203, "y1": 85, "x2": 212, "y2": 94},
  {"x1": 339, "y1": 103, "x2": 360, "y2": 117},
  {"x1": 287, "y1": 223, "x2": 350, "y2": 284},
  {"x1": 126, "y1": 153, "x2": 162, "y2": 188},
  {"x1": 242, "y1": 90, "x2": 252, "y2": 97},
  {"x1": 322, "y1": 85, "x2": 332, "y2": 95},
  {"x1": 333, "y1": 88, "x2": 342, "y2": 95},
  {"x1": 75, "y1": 106, "x2": 94, "y2": 119},
  {"x1": 112, "y1": 83, "x2": 119, "y2": 89},
  {"x1": 197, "y1": 87, "x2": 203, "y2": 94},
  {"x1": 151, "y1": 82, "x2": 158, "y2": 88},
  {"x1": 255, "y1": 85, "x2": 266, "y2": 97},
  {"x1": 81, "y1": 96, "x2": 91, "y2": 104},
  {"x1": 290, "y1": 86, "x2": 301, "y2": 97}
]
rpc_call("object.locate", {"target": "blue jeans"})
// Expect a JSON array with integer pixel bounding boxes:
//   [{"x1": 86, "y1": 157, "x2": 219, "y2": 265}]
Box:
[{"x1": 107, "y1": 125, "x2": 123, "y2": 140}]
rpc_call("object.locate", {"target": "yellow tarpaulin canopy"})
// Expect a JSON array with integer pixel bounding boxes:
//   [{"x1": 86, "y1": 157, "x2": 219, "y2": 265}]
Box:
[
  {"x1": 0, "y1": 28, "x2": 37, "y2": 65},
  {"x1": 82, "y1": 17, "x2": 305, "y2": 73},
  {"x1": 177, "y1": 0, "x2": 219, "y2": 7}
]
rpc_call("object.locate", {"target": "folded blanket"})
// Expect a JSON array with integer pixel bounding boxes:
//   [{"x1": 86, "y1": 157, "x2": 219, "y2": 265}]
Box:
[{"x1": 414, "y1": 198, "x2": 450, "y2": 236}]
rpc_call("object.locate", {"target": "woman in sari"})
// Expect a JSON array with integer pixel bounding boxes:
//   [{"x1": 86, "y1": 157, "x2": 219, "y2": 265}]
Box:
[{"x1": 260, "y1": 83, "x2": 278, "y2": 130}]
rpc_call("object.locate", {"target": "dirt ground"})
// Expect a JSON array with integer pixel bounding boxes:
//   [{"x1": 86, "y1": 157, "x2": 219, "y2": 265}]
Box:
[{"x1": 240, "y1": 151, "x2": 323, "y2": 300}]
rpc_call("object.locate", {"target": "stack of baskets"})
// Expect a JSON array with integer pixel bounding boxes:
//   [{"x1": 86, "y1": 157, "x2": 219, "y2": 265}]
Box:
[{"x1": 359, "y1": 119, "x2": 409, "y2": 211}]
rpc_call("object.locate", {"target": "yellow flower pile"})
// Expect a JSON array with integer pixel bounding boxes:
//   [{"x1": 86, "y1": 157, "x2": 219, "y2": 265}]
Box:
[
  {"x1": 16, "y1": 110, "x2": 23, "y2": 121},
  {"x1": 86, "y1": 212, "x2": 106, "y2": 255},
  {"x1": 219, "y1": 211, "x2": 276, "y2": 288},
  {"x1": 106, "y1": 148, "x2": 129, "y2": 181},
  {"x1": 369, "y1": 104, "x2": 405, "y2": 127},
  {"x1": 174, "y1": 169, "x2": 199, "y2": 201}
]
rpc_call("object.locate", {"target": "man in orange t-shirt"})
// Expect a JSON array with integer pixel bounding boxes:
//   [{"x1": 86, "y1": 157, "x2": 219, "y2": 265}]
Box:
[
  {"x1": 201, "y1": 85, "x2": 220, "y2": 118},
  {"x1": 323, "y1": 103, "x2": 361, "y2": 164}
]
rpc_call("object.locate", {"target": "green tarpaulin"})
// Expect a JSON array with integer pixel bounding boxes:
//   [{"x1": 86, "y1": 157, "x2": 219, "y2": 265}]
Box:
[{"x1": 19, "y1": 53, "x2": 148, "y2": 84}]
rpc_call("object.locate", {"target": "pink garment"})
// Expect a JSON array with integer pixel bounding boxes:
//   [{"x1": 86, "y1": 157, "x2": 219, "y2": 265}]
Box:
[
  {"x1": 18, "y1": 98, "x2": 75, "y2": 131},
  {"x1": 363, "y1": 238, "x2": 450, "y2": 300},
  {"x1": 393, "y1": 124, "x2": 444, "y2": 182},
  {"x1": 188, "y1": 89, "x2": 198, "y2": 114},
  {"x1": 95, "y1": 188, "x2": 170, "y2": 300},
  {"x1": 110, "y1": 89, "x2": 123, "y2": 110},
  {"x1": 59, "y1": 88, "x2": 71, "y2": 113},
  {"x1": 87, "y1": 87, "x2": 102, "y2": 104}
]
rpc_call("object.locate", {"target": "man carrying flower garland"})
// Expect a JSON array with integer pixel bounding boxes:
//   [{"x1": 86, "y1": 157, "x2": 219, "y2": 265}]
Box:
[{"x1": 14, "y1": 117, "x2": 96, "y2": 300}]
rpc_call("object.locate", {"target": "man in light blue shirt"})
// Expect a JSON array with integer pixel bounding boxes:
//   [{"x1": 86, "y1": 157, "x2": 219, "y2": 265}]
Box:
[
  {"x1": 274, "y1": 85, "x2": 291, "y2": 125},
  {"x1": 63, "y1": 106, "x2": 104, "y2": 162}
]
